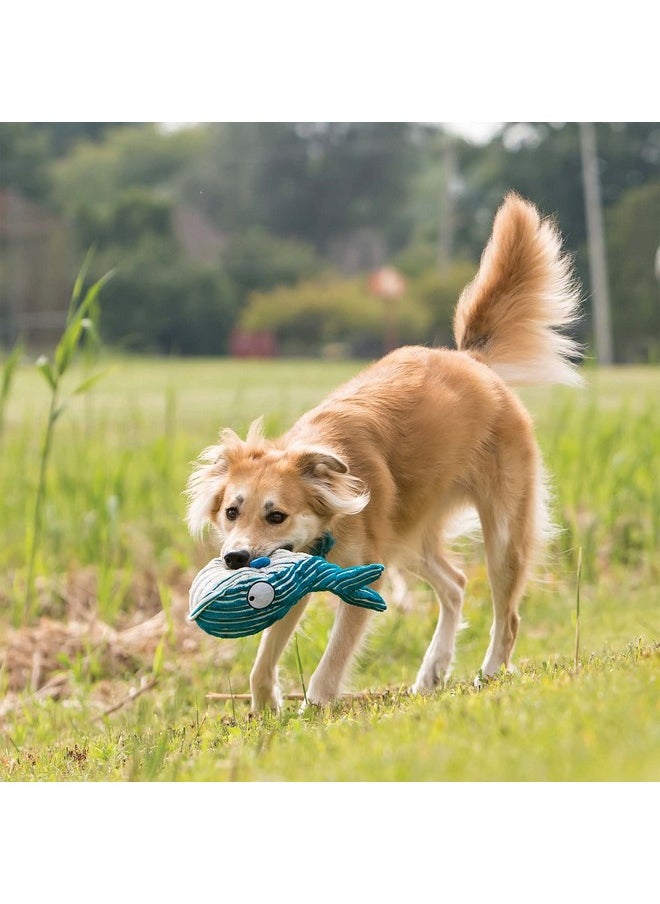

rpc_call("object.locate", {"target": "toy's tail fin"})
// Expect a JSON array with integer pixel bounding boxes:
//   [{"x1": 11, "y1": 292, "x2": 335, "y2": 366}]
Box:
[{"x1": 329, "y1": 563, "x2": 387, "y2": 611}]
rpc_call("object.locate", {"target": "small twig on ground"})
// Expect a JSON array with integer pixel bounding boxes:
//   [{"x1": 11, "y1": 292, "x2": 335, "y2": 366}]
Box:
[{"x1": 95, "y1": 678, "x2": 158, "y2": 720}]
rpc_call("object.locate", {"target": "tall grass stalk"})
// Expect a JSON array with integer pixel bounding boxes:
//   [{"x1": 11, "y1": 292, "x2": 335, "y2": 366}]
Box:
[
  {"x1": 23, "y1": 257, "x2": 113, "y2": 622},
  {"x1": 294, "y1": 633, "x2": 308, "y2": 706},
  {"x1": 228, "y1": 674, "x2": 237, "y2": 723},
  {"x1": 574, "y1": 546, "x2": 583, "y2": 671}
]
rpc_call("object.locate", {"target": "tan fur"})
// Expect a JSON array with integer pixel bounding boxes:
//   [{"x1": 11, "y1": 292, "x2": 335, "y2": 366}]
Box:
[
  {"x1": 454, "y1": 192, "x2": 583, "y2": 386},
  {"x1": 187, "y1": 194, "x2": 582, "y2": 708}
]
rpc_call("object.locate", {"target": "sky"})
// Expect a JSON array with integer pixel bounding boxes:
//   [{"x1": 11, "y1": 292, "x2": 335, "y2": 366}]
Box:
[
  {"x1": 163, "y1": 122, "x2": 503, "y2": 146},
  {"x1": 444, "y1": 122, "x2": 502, "y2": 144},
  {"x1": 3, "y1": 3, "x2": 656, "y2": 125}
]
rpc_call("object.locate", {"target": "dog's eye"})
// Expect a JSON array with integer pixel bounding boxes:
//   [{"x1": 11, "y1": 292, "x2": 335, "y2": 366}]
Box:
[
  {"x1": 265, "y1": 511, "x2": 288, "y2": 525},
  {"x1": 225, "y1": 507, "x2": 239, "y2": 522}
]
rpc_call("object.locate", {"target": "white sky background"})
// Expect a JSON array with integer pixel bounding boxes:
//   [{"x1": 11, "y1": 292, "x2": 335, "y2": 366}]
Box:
[
  {"x1": 2, "y1": 2, "x2": 656, "y2": 121},
  {"x1": 444, "y1": 122, "x2": 502, "y2": 144},
  {"x1": 163, "y1": 122, "x2": 503, "y2": 145}
]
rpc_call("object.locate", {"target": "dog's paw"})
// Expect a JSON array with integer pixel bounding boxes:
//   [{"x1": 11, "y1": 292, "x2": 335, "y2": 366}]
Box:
[
  {"x1": 250, "y1": 683, "x2": 283, "y2": 713},
  {"x1": 297, "y1": 696, "x2": 327, "y2": 716},
  {"x1": 304, "y1": 678, "x2": 340, "y2": 710},
  {"x1": 410, "y1": 680, "x2": 442, "y2": 696},
  {"x1": 474, "y1": 664, "x2": 516, "y2": 689},
  {"x1": 411, "y1": 662, "x2": 449, "y2": 695}
]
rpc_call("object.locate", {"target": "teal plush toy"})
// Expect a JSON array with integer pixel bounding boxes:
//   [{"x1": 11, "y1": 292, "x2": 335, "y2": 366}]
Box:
[{"x1": 188, "y1": 547, "x2": 386, "y2": 640}]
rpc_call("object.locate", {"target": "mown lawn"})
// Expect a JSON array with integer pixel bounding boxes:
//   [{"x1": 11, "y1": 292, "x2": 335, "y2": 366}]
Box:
[{"x1": 0, "y1": 356, "x2": 658, "y2": 781}]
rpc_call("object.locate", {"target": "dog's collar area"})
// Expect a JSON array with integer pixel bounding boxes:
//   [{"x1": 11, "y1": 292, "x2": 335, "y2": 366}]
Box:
[{"x1": 309, "y1": 531, "x2": 336, "y2": 558}]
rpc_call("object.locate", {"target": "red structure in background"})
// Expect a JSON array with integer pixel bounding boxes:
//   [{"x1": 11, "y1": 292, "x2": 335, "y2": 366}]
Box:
[
  {"x1": 230, "y1": 329, "x2": 277, "y2": 358},
  {"x1": 367, "y1": 266, "x2": 406, "y2": 354},
  {"x1": 367, "y1": 266, "x2": 406, "y2": 299}
]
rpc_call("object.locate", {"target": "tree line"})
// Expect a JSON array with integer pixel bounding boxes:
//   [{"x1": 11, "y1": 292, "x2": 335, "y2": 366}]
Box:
[{"x1": 1, "y1": 122, "x2": 658, "y2": 361}]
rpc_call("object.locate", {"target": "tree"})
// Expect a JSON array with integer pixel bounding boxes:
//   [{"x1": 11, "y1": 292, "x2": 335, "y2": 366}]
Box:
[
  {"x1": 260, "y1": 123, "x2": 422, "y2": 252},
  {"x1": 33, "y1": 123, "x2": 129, "y2": 157},
  {"x1": 46, "y1": 129, "x2": 241, "y2": 354},
  {"x1": 76, "y1": 187, "x2": 172, "y2": 248},
  {"x1": 97, "y1": 238, "x2": 238, "y2": 355},
  {"x1": 0, "y1": 123, "x2": 52, "y2": 200},
  {"x1": 223, "y1": 228, "x2": 323, "y2": 299},
  {"x1": 178, "y1": 123, "x2": 424, "y2": 255},
  {"x1": 456, "y1": 123, "x2": 660, "y2": 255},
  {"x1": 605, "y1": 182, "x2": 660, "y2": 362},
  {"x1": 50, "y1": 124, "x2": 203, "y2": 217}
]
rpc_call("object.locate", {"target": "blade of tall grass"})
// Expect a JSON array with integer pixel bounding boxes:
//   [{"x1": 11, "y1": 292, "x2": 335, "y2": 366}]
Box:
[
  {"x1": 294, "y1": 633, "x2": 308, "y2": 706},
  {"x1": 574, "y1": 547, "x2": 583, "y2": 671},
  {"x1": 24, "y1": 258, "x2": 113, "y2": 622}
]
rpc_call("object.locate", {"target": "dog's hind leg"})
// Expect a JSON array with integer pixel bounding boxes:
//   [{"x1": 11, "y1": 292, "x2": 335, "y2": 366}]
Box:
[
  {"x1": 476, "y1": 476, "x2": 544, "y2": 682},
  {"x1": 411, "y1": 543, "x2": 467, "y2": 693},
  {"x1": 250, "y1": 596, "x2": 310, "y2": 711},
  {"x1": 477, "y1": 520, "x2": 526, "y2": 681}
]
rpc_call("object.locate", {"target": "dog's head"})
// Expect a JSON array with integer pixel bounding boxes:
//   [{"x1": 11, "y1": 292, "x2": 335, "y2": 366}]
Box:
[{"x1": 186, "y1": 419, "x2": 370, "y2": 568}]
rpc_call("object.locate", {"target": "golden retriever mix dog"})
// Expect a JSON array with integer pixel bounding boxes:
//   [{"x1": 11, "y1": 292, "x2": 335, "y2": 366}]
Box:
[{"x1": 187, "y1": 193, "x2": 582, "y2": 710}]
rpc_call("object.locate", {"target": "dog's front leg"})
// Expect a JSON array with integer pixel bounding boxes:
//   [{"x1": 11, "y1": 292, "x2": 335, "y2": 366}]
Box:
[
  {"x1": 306, "y1": 603, "x2": 373, "y2": 705},
  {"x1": 250, "y1": 596, "x2": 310, "y2": 712}
]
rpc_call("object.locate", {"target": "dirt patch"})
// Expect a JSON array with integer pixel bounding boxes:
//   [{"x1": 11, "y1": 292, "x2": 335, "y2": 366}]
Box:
[{"x1": 0, "y1": 569, "x2": 206, "y2": 696}]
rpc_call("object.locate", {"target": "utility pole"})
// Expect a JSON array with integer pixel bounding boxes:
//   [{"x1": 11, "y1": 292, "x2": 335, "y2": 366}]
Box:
[{"x1": 579, "y1": 122, "x2": 614, "y2": 365}]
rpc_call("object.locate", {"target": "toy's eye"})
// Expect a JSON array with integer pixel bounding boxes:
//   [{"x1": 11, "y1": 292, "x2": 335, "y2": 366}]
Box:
[
  {"x1": 247, "y1": 582, "x2": 275, "y2": 609},
  {"x1": 225, "y1": 507, "x2": 239, "y2": 522},
  {"x1": 265, "y1": 511, "x2": 287, "y2": 525}
]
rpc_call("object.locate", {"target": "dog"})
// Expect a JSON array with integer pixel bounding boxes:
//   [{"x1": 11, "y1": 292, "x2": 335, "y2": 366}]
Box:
[{"x1": 187, "y1": 193, "x2": 582, "y2": 710}]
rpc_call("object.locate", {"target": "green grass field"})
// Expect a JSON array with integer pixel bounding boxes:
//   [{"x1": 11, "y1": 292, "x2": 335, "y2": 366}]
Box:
[{"x1": 0, "y1": 356, "x2": 658, "y2": 781}]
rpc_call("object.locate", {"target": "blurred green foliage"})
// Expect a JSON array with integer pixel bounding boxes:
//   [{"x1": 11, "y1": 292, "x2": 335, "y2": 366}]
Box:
[
  {"x1": 1, "y1": 122, "x2": 658, "y2": 359},
  {"x1": 606, "y1": 181, "x2": 660, "y2": 363},
  {"x1": 98, "y1": 240, "x2": 238, "y2": 355},
  {"x1": 242, "y1": 276, "x2": 431, "y2": 356},
  {"x1": 408, "y1": 261, "x2": 478, "y2": 347},
  {"x1": 223, "y1": 228, "x2": 324, "y2": 298}
]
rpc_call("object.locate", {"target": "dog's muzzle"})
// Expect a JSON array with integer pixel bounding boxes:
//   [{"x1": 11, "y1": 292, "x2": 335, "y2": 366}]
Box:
[{"x1": 223, "y1": 550, "x2": 251, "y2": 569}]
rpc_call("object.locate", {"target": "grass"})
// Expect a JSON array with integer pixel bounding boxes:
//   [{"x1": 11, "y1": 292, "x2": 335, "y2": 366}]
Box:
[{"x1": 0, "y1": 355, "x2": 658, "y2": 781}]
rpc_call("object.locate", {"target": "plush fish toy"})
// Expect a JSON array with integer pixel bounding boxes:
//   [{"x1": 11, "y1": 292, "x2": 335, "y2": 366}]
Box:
[{"x1": 188, "y1": 548, "x2": 386, "y2": 639}]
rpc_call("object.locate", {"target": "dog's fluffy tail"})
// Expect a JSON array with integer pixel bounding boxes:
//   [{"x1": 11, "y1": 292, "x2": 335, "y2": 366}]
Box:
[{"x1": 453, "y1": 193, "x2": 583, "y2": 386}]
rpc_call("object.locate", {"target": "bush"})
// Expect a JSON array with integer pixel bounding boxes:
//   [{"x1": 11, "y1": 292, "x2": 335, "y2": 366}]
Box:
[
  {"x1": 223, "y1": 228, "x2": 324, "y2": 299},
  {"x1": 408, "y1": 261, "x2": 478, "y2": 347},
  {"x1": 392, "y1": 242, "x2": 439, "y2": 278},
  {"x1": 70, "y1": 186, "x2": 240, "y2": 356},
  {"x1": 241, "y1": 275, "x2": 431, "y2": 356},
  {"x1": 96, "y1": 237, "x2": 238, "y2": 355}
]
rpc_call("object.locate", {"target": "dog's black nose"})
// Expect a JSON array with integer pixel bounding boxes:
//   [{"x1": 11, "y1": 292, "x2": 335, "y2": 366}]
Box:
[{"x1": 224, "y1": 550, "x2": 251, "y2": 569}]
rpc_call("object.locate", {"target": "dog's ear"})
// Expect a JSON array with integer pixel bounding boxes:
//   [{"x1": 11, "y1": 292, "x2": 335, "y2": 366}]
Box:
[
  {"x1": 293, "y1": 447, "x2": 370, "y2": 516},
  {"x1": 186, "y1": 428, "x2": 243, "y2": 537}
]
